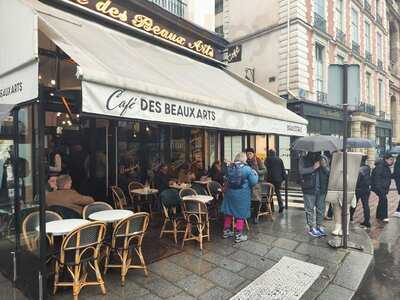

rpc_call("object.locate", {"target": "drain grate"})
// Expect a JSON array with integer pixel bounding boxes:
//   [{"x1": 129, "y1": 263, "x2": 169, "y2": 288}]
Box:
[{"x1": 231, "y1": 256, "x2": 323, "y2": 300}]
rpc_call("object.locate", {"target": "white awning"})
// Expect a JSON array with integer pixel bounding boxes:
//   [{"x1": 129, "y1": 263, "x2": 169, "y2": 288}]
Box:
[{"x1": 26, "y1": 0, "x2": 307, "y2": 136}]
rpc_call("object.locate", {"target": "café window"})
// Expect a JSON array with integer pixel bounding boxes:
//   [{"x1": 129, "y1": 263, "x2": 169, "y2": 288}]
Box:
[
  {"x1": 189, "y1": 128, "x2": 204, "y2": 168},
  {"x1": 224, "y1": 135, "x2": 243, "y2": 162}
]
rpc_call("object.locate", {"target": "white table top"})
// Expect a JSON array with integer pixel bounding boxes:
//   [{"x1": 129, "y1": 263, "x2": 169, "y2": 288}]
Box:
[
  {"x1": 89, "y1": 209, "x2": 133, "y2": 223},
  {"x1": 131, "y1": 188, "x2": 159, "y2": 195},
  {"x1": 193, "y1": 180, "x2": 211, "y2": 185},
  {"x1": 45, "y1": 219, "x2": 90, "y2": 236},
  {"x1": 170, "y1": 183, "x2": 191, "y2": 189},
  {"x1": 182, "y1": 195, "x2": 214, "y2": 203}
]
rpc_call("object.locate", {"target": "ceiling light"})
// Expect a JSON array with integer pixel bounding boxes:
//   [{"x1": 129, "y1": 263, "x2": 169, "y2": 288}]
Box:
[
  {"x1": 56, "y1": 112, "x2": 61, "y2": 117},
  {"x1": 50, "y1": 79, "x2": 56, "y2": 86}
]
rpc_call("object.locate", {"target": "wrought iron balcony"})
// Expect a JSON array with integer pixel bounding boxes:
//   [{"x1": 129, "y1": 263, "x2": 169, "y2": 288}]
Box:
[
  {"x1": 378, "y1": 111, "x2": 387, "y2": 119},
  {"x1": 364, "y1": 0, "x2": 371, "y2": 14},
  {"x1": 357, "y1": 102, "x2": 376, "y2": 115},
  {"x1": 352, "y1": 42, "x2": 360, "y2": 55},
  {"x1": 314, "y1": 13, "x2": 326, "y2": 33},
  {"x1": 147, "y1": 0, "x2": 186, "y2": 18},
  {"x1": 376, "y1": 14, "x2": 383, "y2": 26},
  {"x1": 316, "y1": 91, "x2": 327, "y2": 104},
  {"x1": 365, "y1": 51, "x2": 372, "y2": 64},
  {"x1": 336, "y1": 29, "x2": 346, "y2": 44},
  {"x1": 377, "y1": 59, "x2": 384, "y2": 71}
]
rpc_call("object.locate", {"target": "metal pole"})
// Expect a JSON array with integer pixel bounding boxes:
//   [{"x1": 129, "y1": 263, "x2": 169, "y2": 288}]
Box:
[
  {"x1": 342, "y1": 65, "x2": 348, "y2": 249},
  {"x1": 285, "y1": 169, "x2": 289, "y2": 209}
]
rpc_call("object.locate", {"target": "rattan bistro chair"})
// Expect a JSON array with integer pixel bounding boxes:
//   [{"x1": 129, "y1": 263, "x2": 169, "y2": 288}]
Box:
[
  {"x1": 53, "y1": 222, "x2": 106, "y2": 300},
  {"x1": 178, "y1": 188, "x2": 197, "y2": 200},
  {"x1": 22, "y1": 210, "x2": 62, "y2": 251},
  {"x1": 82, "y1": 202, "x2": 113, "y2": 220},
  {"x1": 181, "y1": 199, "x2": 210, "y2": 250},
  {"x1": 104, "y1": 212, "x2": 149, "y2": 286},
  {"x1": 159, "y1": 189, "x2": 185, "y2": 244},
  {"x1": 111, "y1": 186, "x2": 132, "y2": 210},
  {"x1": 206, "y1": 181, "x2": 223, "y2": 219},
  {"x1": 254, "y1": 182, "x2": 275, "y2": 222}
]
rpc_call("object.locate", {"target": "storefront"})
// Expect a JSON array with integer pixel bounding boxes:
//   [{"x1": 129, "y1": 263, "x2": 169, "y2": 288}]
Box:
[
  {"x1": 0, "y1": 0, "x2": 307, "y2": 298},
  {"x1": 376, "y1": 119, "x2": 392, "y2": 157}
]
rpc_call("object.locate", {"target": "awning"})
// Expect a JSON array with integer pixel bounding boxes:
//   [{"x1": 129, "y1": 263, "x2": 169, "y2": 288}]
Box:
[
  {"x1": 0, "y1": 0, "x2": 39, "y2": 119},
  {"x1": 26, "y1": 0, "x2": 307, "y2": 136}
]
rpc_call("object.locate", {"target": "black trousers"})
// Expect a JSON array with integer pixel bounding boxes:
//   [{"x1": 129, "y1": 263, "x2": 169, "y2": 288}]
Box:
[
  {"x1": 376, "y1": 191, "x2": 388, "y2": 220},
  {"x1": 350, "y1": 191, "x2": 370, "y2": 224},
  {"x1": 272, "y1": 182, "x2": 283, "y2": 209}
]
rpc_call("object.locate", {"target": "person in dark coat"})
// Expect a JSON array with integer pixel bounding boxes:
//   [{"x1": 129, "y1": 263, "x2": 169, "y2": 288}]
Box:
[
  {"x1": 299, "y1": 151, "x2": 330, "y2": 237},
  {"x1": 208, "y1": 160, "x2": 224, "y2": 184},
  {"x1": 264, "y1": 149, "x2": 287, "y2": 213},
  {"x1": 350, "y1": 155, "x2": 371, "y2": 227},
  {"x1": 372, "y1": 153, "x2": 394, "y2": 222},
  {"x1": 393, "y1": 155, "x2": 400, "y2": 218},
  {"x1": 154, "y1": 164, "x2": 171, "y2": 193}
]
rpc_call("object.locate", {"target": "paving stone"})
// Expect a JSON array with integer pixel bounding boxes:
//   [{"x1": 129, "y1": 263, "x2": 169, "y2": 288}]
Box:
[
  {"x1": 317, "y1": 284, "x2": 355, "y2": 300},
  {"x1": 333, "y1": 251, "x2": 373, "y2": 291},
  {"x1": 203, "y1": 267, "x2": 246, "y2": 290},
  {"x1": 168, "y1": 253, "x2": 216, "y2": 275},
  {"x1": 148, "y1": 259, "x2": 193, "y2": 281},
  {"x1": 238, "y1": 266, "x2": 264, "y2": 280},
  {"x1": 230, "y1": 250, "x2": 276, "y2": 271},
  {"x1": 272, "y1": 237, "x2": 299, "y2": 251},
  {"x1": 251, "y1": 233, "x2": 277, "y2": 246},
  {"x1": 198, "y1": 286, "x2": 233, "y2": 300},
  {"x1": 135, "y1": 294, "x2": 162, "y2": 300},
  {"x1": 295, "y1": 243, "x2": 347, "y2": 264},
  {"x1": 133, "y1": 273, "x2": 182, "y2": 298},
  {"x1": 201, "y1": 251, "x2": 246, "y2": 273},
  {"x1": 107, "y1": 279, "x2": 150, "y2": 298},
  {"x1": 176, "y1": 274, "x2": 215, "y2": 297},
  {"x1": 167, "y1": 292, "x2": 196, "y2": 300},
  {"x1": 306, "y1": 257, "x2": 340, "y2": 279},
  {"x1": 265, "y1": 247, "x2": 309, "y2": 262},
  {"x1": 300, "y1": 287, "x2": 322, "y2": 300},
  {"x1": 233, "y1": 240, "x2": 272, "y2": 256},
  {"x1": 204, "y1": 241, "x2": 237, "y2": 256}
]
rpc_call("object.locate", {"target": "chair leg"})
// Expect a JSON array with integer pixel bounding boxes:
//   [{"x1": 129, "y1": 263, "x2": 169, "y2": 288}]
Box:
[
  {"x1": 93, "y1": 259, "x2": 106, "y2": 295},
  {"x1": 181, "y1": 223, "x2": 190, "y2": 249},
  {"x1": 72, "y1": 265, "x2": 80, "y2": 300},
  {"x1": 121, "y1": 250, "x2": 128, "y2": 286},
  {"x1": 207, "y1": 220, "x2": 210, "y2": 241},
  {"x1": 173, "y1": 220, "x2": 178, "y2": 244},
  {"x1": 198, "y1": 224, "x2": 203, "y2": 250},
  {"x1": 245, "y1": 219, "x2": 250, "y2": 232},
  {"x1": 103, "y1": 246, "x2": 110, "y2": 274},
  {"x1": 53, "y1": 261, "x2": 59, "y2": 295},
  {"x1": 159, "y1": 219, "x2": 167, "y2": 239},
  {"x1": 137, "y1": 246, "x2": 148, "y2": 276}
]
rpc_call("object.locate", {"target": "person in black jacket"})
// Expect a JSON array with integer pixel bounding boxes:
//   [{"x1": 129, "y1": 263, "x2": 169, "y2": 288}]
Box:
[
  {"x1": 372, "y1": 153, "x2": 394, "y2": 222},
  {"x1": 392, "y1": 155, "x2": 400, "y2": 218},
  {"x1": 264, "y1": 149, "x2": 287, "y2": 213},
  {"x1": 350, "y1": 155, "x2": 371, "y2": 227}
]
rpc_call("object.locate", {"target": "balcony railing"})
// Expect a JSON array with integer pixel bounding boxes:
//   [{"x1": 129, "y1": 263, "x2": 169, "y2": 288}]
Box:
[
  {"x1": 352, "y1": 42, "x2": 360, "y2": 55},
  {"x1": 316, "y1": 91, "x2": 327, "y2": 104},
  {"x1": 147, "y1": 0, "x2": 186, "y2": 17},
  {"x1": 364, "y1": 0, "x2": 371, "y2": 14},
  {"x1": 357, "y1": 102, "x2": 376, "y2": 115},
  {"x1": 378, "y1": 111, "x2": 386, "y2": 119},
  {"x1": 377, "y1": 59, "x2": 384, "y2": 71},
  {"x1": 365, "y1": 51, "x2": 372, "y2": 63},
  {"x1": 376, "y1": 14, "x2": 383, "y2": 26},
  {"x1": 336, "y1": 29, "x2": 346, "y2": 44},
  {"x1": 314, "y1": 13, "x2": 327, "y2": 32}
]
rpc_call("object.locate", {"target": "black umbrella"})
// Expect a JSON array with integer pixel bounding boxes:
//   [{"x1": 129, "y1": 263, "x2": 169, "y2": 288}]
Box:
[
  {"x1": 292, "y1": 135, "x2": 342, "y2": 152},
  {"x1": 389, "y1": 146, "x2": 400, "y2": 154},
  {"x1": 344, "y1": 138, "x2": 376, "y2": 149}
]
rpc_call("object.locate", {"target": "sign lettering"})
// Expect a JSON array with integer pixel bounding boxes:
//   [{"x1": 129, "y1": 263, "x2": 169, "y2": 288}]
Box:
[
  {"x1": 0, "y1": 82, "x2": 23, "y2": 99},
  {"x1": 227, "y1": 45, "x2": 242, "y2": 63}
]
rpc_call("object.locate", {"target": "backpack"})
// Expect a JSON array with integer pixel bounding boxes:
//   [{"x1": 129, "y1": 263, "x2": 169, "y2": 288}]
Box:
[{"x1": 227, "y1": 163, "x2": 245, "y2": 189}]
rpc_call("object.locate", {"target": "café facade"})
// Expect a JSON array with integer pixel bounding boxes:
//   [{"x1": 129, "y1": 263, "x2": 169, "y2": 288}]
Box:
[{"x1": 0, "y1": 0, "x2": 307, "y2": 298}]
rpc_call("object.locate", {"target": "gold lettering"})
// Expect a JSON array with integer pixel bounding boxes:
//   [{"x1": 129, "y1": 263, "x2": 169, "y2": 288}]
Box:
[
  {"x1": 152, "y1": 25, "x2": 161, "y2": 34},
  {"x1": 188, "y1": 40, "x2": 214, "y2": 57},
  {"x1": 96, "y1": 0, "x2": 128, "y2": 23},
  {"x1": 76, "y1": 0, "x2": 89, "y2": 4},
  {"x1": 176, "y1": 37, "x2": 186, "y2": 45}
]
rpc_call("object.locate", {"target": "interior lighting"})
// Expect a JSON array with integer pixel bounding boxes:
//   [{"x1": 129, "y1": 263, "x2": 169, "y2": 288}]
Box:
[{"x1": 50, "y1": 79, "x2": 56, "y2": 86}]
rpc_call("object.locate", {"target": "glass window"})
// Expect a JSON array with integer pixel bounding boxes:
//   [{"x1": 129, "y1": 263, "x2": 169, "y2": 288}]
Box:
[
  {"x1": 315, "y1": 0, "x2": 325, "y2": 17},
  {"x1": 207, "y1": 131, "x2": 217, "y2": 168},
  {"x1": 336, "y1": 0, "x2": 344, "y2": 31},
  {"x1": 377, "y1": 32, "x2": 383, "y2": 60},
  {"x1": 315, "y1": 44, "x2": 324, "y2": 93},
  {"x1": 224, "y1": 135, "x2": 243, "y2": 162},
  {"x1": 215, "y1": 0, "x2": 223, "y2": 14},
  {"x1": 352, "y1": 8, "x2": 359, "y2": 43},
  {"x1": 189, "y1": 128, "x2": 204, "y2": 168},
  {"x1": 366, "y1": 72, "x2": 372, "y2": 103},
  {"x1": 215, "y1": 26, "x2": 224, "y2": 37},
  {"x1": 337, "y1": 55, "x2": 345, "y2": 64},
  {"x1": 365, "y1": 22, "x2": 371, "y2": 52},
  {"x1": 378, "y1": 79, "x2": 384, "y2": 112},
  {"x1": 255, "y1": 135, "x2": 266, "y2": 162},
  {"x1": 376, "y1": 0, "x2": 381, "y2": 16}
]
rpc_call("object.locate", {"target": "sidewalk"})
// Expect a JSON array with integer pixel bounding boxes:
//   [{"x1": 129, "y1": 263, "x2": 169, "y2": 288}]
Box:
[{"x1": 46, "y1": 208, "x2": 373, "y2": 300}]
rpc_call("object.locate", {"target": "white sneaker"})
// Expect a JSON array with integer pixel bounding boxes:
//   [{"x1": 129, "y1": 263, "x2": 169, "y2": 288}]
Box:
[
  {"x1": 383, "y1": 218, "x2": 389, "y2": 223},
  {"x1": 393, "y1": 212, "x2": 400, "y2": 218}
]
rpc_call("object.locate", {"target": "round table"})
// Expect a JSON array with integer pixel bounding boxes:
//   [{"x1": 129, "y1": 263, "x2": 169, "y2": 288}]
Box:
[
  {"x1": 169, "y1": 183, "x2": 191, "y2": 190},
  {"x1": 89, "y1": 209, "x2": 133, "y2": 223},
  {"x1": 131, "y1": 188, "x2": 159, "y2": 195},
  {"x1": 193, "y1": 180, "x2": 211, "y2": 185},
  {"x1": 182, "y1": 195, "x2": 214, "y2": 204},
  {"x1": 45, "y1": 219, "x2": 90, "y2": 236}
]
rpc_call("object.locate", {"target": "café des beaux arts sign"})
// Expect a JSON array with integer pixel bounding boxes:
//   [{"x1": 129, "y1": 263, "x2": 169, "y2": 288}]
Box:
[{"x1": 65, "y1": 0, "x2": 215, "y2": 58}]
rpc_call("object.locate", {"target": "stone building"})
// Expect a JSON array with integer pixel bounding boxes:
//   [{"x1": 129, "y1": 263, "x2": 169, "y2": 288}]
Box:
[{"x1": 215, "y1": 0, "x2": 394, "y2": 158}]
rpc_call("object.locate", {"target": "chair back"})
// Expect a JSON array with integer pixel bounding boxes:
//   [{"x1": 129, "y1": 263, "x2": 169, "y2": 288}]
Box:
[
  {"x1": 128, "y1": 181, "x2": 145, "y2": 200},
  {"x1": 111, "y1": 186, "x2": 127, "y2": 209},
  {"x1": 160, "y1": 189, "x2": 180, "y2": 220},
  {"x1": 207, "y1": 181, "x2": 222, "y2": 198},
  {"x1": 191, "y1": 183, "x2": 209, "y2": 195},
  {"x1": 181, "y1": 199, "x2": 208, "y2": 225},
  {"x1": 179, "y1": 188, "x2": 197, "y2": 200},
  {"x1": 60, "y1": 222, "x2": 106, "y2": 265},
  {"x1": 113, "y1": 212, "x2": 149, "y2": 249},
  {"x1": 22, "y1": 210, "x2": 62, "y2": 251},
  {"x1": 82, "y1": 202, "x2": 113, "y2": 219},
  {"x1": 261, "y1": 182, "x2": 274, "y2": 202}
]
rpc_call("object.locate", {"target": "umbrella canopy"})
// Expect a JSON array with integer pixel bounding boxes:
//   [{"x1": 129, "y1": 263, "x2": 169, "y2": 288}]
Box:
[
  {"x1": 344, "y1": 138, "x2": 376, "y2": 149},
  {"x1": 389, "y1": 146, "x2": 400, "y2": 154},
  {"x1": 292, "y1": 135, "x2": 342, "y2": 152}
]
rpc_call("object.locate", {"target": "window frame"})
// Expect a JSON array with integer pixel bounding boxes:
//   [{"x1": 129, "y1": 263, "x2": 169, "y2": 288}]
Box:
[
  {"x1": 336, "y1": 0, "x2": 344, "y2": 31},
  {"x1": 365, "y1": 21, "x2": 371, "y2": 53},
  {"x1": 351, "y1": 8, "x2": 359, "y2": 43},
  {"x1": 315, "y1": 43, "x2": 325, "y2": 93}
]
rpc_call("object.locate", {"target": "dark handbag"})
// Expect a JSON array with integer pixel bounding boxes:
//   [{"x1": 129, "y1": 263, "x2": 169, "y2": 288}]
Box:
[{"x1": 300, "y1": 173, "x2": 315, "y2": 190}]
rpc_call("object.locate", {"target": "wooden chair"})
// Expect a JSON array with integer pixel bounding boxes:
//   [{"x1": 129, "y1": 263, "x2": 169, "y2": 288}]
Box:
[
  {"x1": 53, "y1": 222, "x2": 106, "y2": 300},
  {"x1": 181, "y1": 199, "x2": 210, "y2": 250},
  {"x1": 128, "y1": 181, "x2": 153, "y2": 214},
  {"x1": 22, "y1": 210, "x2": 62, "y2": 251},
  {"x1": 206, "y1": 181, "x2": 223, "y2": 219},
  {"x1": 178, "y1": 188, "x2": 197, "y2": 200},
  {"x1": 191, "y1": 183, "x2": 209, "y2": 195},
  {"x1": 111, "y1": 186, "x2": 132, "y2": 210},
  {"x1": 159, "y1": 189, "x2": 185, "y2": 244},
  {"x1": 104, "y1": 212, "x2": 149, "y2": 286},
  {"x1": 82, "y1": 202, "x2": 113, "y2": 220},
  {"x1": 254, "y1": 182, "x2": 275, "y2": 222}
]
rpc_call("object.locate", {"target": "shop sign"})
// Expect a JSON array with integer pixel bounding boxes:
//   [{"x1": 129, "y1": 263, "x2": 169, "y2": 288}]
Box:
[
  {"x1": 227, "y1": 45, "x2": 242, "y2": 63},
  {"x1": 63, "y1": 0, "x2": 215, "y2": 58}
]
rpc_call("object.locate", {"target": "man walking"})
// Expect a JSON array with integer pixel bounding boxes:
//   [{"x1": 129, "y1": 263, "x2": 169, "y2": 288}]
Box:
[
  {"x1": 265, "y1": 149, "x2": 287, "y2": 213},
  {"x1": 372, "y1": 153, "x2": 394, "y2": 223},
  {"x1": 299, "y1": 152, "x2": 330, "y2": 237}
]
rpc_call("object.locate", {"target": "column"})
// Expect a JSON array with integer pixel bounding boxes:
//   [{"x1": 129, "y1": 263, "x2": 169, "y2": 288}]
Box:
[
  {"x1": 367, "y1": 124, "x2": 376, "y2": 164},
  {"x1": 351, "y1": 121, "x2": 362, "y2": 138}
]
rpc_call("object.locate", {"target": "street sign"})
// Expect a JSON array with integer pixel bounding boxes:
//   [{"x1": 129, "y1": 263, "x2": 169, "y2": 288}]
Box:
[{"x1": 328, "y1": 64, "x2": 360, "y2": 107}]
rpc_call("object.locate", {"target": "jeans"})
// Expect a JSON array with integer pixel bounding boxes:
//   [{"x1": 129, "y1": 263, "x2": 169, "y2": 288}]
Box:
[
  {"x1": 303, "y1": 193, "x2": 326, "y2": 228},
  {"x1": 376, "y1": 191, "x2": 388, "y2": 220},
  {"x1": 350, "y1": 191, "x2": 370, "y2": 224}
]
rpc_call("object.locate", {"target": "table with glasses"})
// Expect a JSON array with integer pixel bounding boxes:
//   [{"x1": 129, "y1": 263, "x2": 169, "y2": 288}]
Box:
[
  {"x1": 182, "y1": 195, "x2": 214, "y2": 204},
  {"x1": 89, "y1": 209, "x2": 133, "y2": 223}
]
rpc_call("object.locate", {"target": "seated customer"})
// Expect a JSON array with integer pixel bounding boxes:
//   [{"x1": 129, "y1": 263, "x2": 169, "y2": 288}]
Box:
[
  {"x1": 155, "y1": 164, "x2": 171, "y2": 193},
  {"x1": 46, "y1": 176, "x2": 58, "y2": 192},
  {"x1": 46, "y1": 175, "x2": 94, "y2": 217}
]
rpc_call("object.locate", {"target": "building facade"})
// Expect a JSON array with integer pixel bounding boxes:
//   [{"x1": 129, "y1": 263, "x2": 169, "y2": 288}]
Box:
[{"x1": 216, "y1": 0, "x2": 395, "y2": 158}]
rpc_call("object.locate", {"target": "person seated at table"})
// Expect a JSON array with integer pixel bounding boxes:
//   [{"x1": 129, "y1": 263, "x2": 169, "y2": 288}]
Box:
[
  {"x1": 46, "y1": 176, "x2": 58, "y2": 192},
  {"x1": 192, "y1": 160, "x2": 207, "y2": 180},
  {"x1": 155, "y1": 164, "x2": 172, "y2": 193},
  {"x1": 178, "y1": 163, "x2": 195, "y2": 183},
  {"x1": 46, "y1": 175, "x2": 94, "y2": 217},
  {"x1": 208, "y1": 160, "x2": 224, "y2": 184}
]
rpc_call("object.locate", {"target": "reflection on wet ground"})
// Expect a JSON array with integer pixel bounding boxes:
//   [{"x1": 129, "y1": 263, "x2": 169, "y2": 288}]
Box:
[{"x1": 354, "y1": 218, "x2": 400, "y2": 299}]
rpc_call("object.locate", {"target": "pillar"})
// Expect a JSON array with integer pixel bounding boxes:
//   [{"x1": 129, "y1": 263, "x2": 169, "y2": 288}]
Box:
[
  {"x1": 351, "y1": 121, "x2": 362, "y2": 138},
  {"x1": 367, "y1": 124, "x2": 376, "y2": 164}
]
